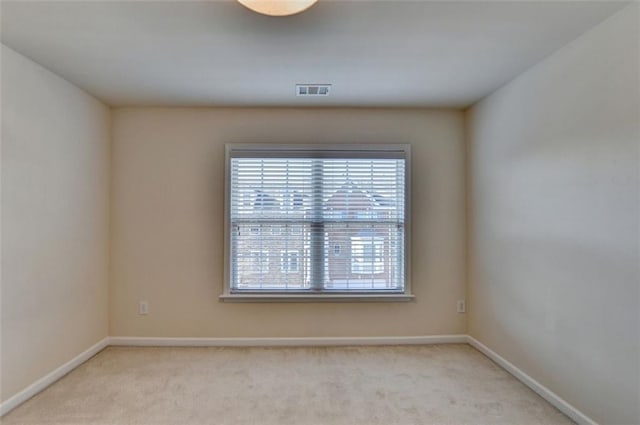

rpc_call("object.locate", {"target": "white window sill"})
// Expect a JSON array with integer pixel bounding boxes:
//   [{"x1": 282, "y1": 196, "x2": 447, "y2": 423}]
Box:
[{"x1": 219, "y1": 293, "x2": 415, "y2": 303}]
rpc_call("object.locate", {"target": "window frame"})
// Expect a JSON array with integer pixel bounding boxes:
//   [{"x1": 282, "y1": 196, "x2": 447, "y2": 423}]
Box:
[{"x1": 221, "y1": 143, "x2": 413, "y2": 303}]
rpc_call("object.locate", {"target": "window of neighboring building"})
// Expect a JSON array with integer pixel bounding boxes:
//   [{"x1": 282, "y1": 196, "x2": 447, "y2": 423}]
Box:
[
  {"x1": 280, "y1": 250, "x2": 300, "y2": 273},
  {"x1": 290, "y1": 225, "x2": 302, "y2": 236},
  {"x1": 351, "y1": 237, "x2": 384, "y2": 274},
  {"x1": 223, "y1": 144, "x2": 412, "y2": 301},
  {"x1": 250, "y1": 250, "x2": 269, "y2": 271}
]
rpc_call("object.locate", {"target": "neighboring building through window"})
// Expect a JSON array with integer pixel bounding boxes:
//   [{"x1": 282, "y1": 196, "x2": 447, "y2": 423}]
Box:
[{"x1": 224, "y1": 144, "x2": 411, "y2": 300}]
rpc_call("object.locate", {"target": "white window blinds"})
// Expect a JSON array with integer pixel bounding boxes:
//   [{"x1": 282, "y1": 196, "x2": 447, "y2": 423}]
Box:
[{"x1": 227, "y1": 145, "x2": 409, "y2": 294}]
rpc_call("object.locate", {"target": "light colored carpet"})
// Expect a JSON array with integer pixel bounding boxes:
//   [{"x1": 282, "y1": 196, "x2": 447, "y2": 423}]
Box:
[{"x1": 3, "y1": 344, "x2": 573, "y2": 425}]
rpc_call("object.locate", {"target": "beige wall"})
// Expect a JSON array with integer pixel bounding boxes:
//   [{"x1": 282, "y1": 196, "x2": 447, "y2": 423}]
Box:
[
  {"x1": 111, "y1": 108, "x2": 466, "y2": 337},
  {"x1": 1, "y1": 46, "x2": 111, "y2": 401},
  {"x1": 466, "y1": 5, "x2": 639, "y2": 424}
]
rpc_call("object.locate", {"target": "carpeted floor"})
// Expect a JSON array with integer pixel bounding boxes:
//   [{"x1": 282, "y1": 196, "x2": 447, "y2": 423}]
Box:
[{"x1": 2, "y1": 344, "x2": 573, "y2": 425}]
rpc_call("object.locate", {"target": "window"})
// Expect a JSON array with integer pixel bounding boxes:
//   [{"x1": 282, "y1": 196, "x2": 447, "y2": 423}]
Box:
[
  {"x1": 223, "y1": 144, "x2": 411, "y2": 301},
  {"x1": 351, "y1": 237, "x2": 384, "y2": 274},
  {"x1": 251, "y1": 250, "x2": 269, "y2": 271},
  {"x1": 281, "y1": 250, "x2": 299, "y2": 273}
]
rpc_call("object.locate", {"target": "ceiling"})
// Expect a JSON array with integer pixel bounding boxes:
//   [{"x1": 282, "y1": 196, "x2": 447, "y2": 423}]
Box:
[{"x1": 0, "y1": 0, "x2": 628, "y2": 108}]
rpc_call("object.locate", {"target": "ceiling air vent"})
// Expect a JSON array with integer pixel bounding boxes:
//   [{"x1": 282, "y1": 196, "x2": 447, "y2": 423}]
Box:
[{"x1": 296, "y1": 84, "x2": 331, "y2": 96}]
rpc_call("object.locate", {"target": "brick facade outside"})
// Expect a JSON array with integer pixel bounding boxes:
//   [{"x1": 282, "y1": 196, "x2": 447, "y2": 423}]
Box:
[{"x1": 234, "y1": 183, "x2": 399, "y2": 290}]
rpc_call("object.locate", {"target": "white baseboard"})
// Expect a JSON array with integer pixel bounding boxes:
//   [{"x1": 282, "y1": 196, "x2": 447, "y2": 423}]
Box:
[
  {"x1": 466, "y1": 336, "x2": 597, "y2": 425},
  {"x1": 0, "y1": 337, "x2": 110, "y2": 417},
  {"x1": 109, "y1": 334, "x2": 468, "y2": 347}
]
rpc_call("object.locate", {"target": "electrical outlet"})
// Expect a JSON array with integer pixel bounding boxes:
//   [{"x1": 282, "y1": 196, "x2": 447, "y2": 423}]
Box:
[
  {"x1": 138, "y1": 300, "x2": 149, "y2": 315},
  {"x1": 457, "y1": 299, "x2": 466, "y2": 313}
]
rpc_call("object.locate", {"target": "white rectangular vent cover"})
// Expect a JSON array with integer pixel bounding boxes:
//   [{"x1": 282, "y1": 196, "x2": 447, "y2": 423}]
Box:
[{"x1": 296, "y1": 84, "x2": 331, "y2": 96}]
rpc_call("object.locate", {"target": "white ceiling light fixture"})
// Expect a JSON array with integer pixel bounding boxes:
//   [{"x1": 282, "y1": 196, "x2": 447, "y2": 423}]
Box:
[{"x1": 237, "y1": 0, "x2": 318, "y2": 17}]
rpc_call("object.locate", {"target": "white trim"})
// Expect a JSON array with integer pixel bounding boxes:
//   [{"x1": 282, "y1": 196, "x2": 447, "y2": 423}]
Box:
[
  {"x1": 220, "y1": 293, "x2": 415, "y2": 302},
  {"x1": 466, "y1": 336, "x2": 598, "y2": 425},
  {"x1": 109, "y1": 335, "x2": 467, "y2": 347},
  {"x1": 0, "y1": 337, "x2": 110, "y2": 417},
  {"x1": 224, "y1": 143, "x2": 412, "y2": 299}
]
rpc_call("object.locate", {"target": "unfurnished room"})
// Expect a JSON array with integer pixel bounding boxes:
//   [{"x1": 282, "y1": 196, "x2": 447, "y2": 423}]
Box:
[{"x1": 0, "y1": 1, "x2": 638, "y2": 424}]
